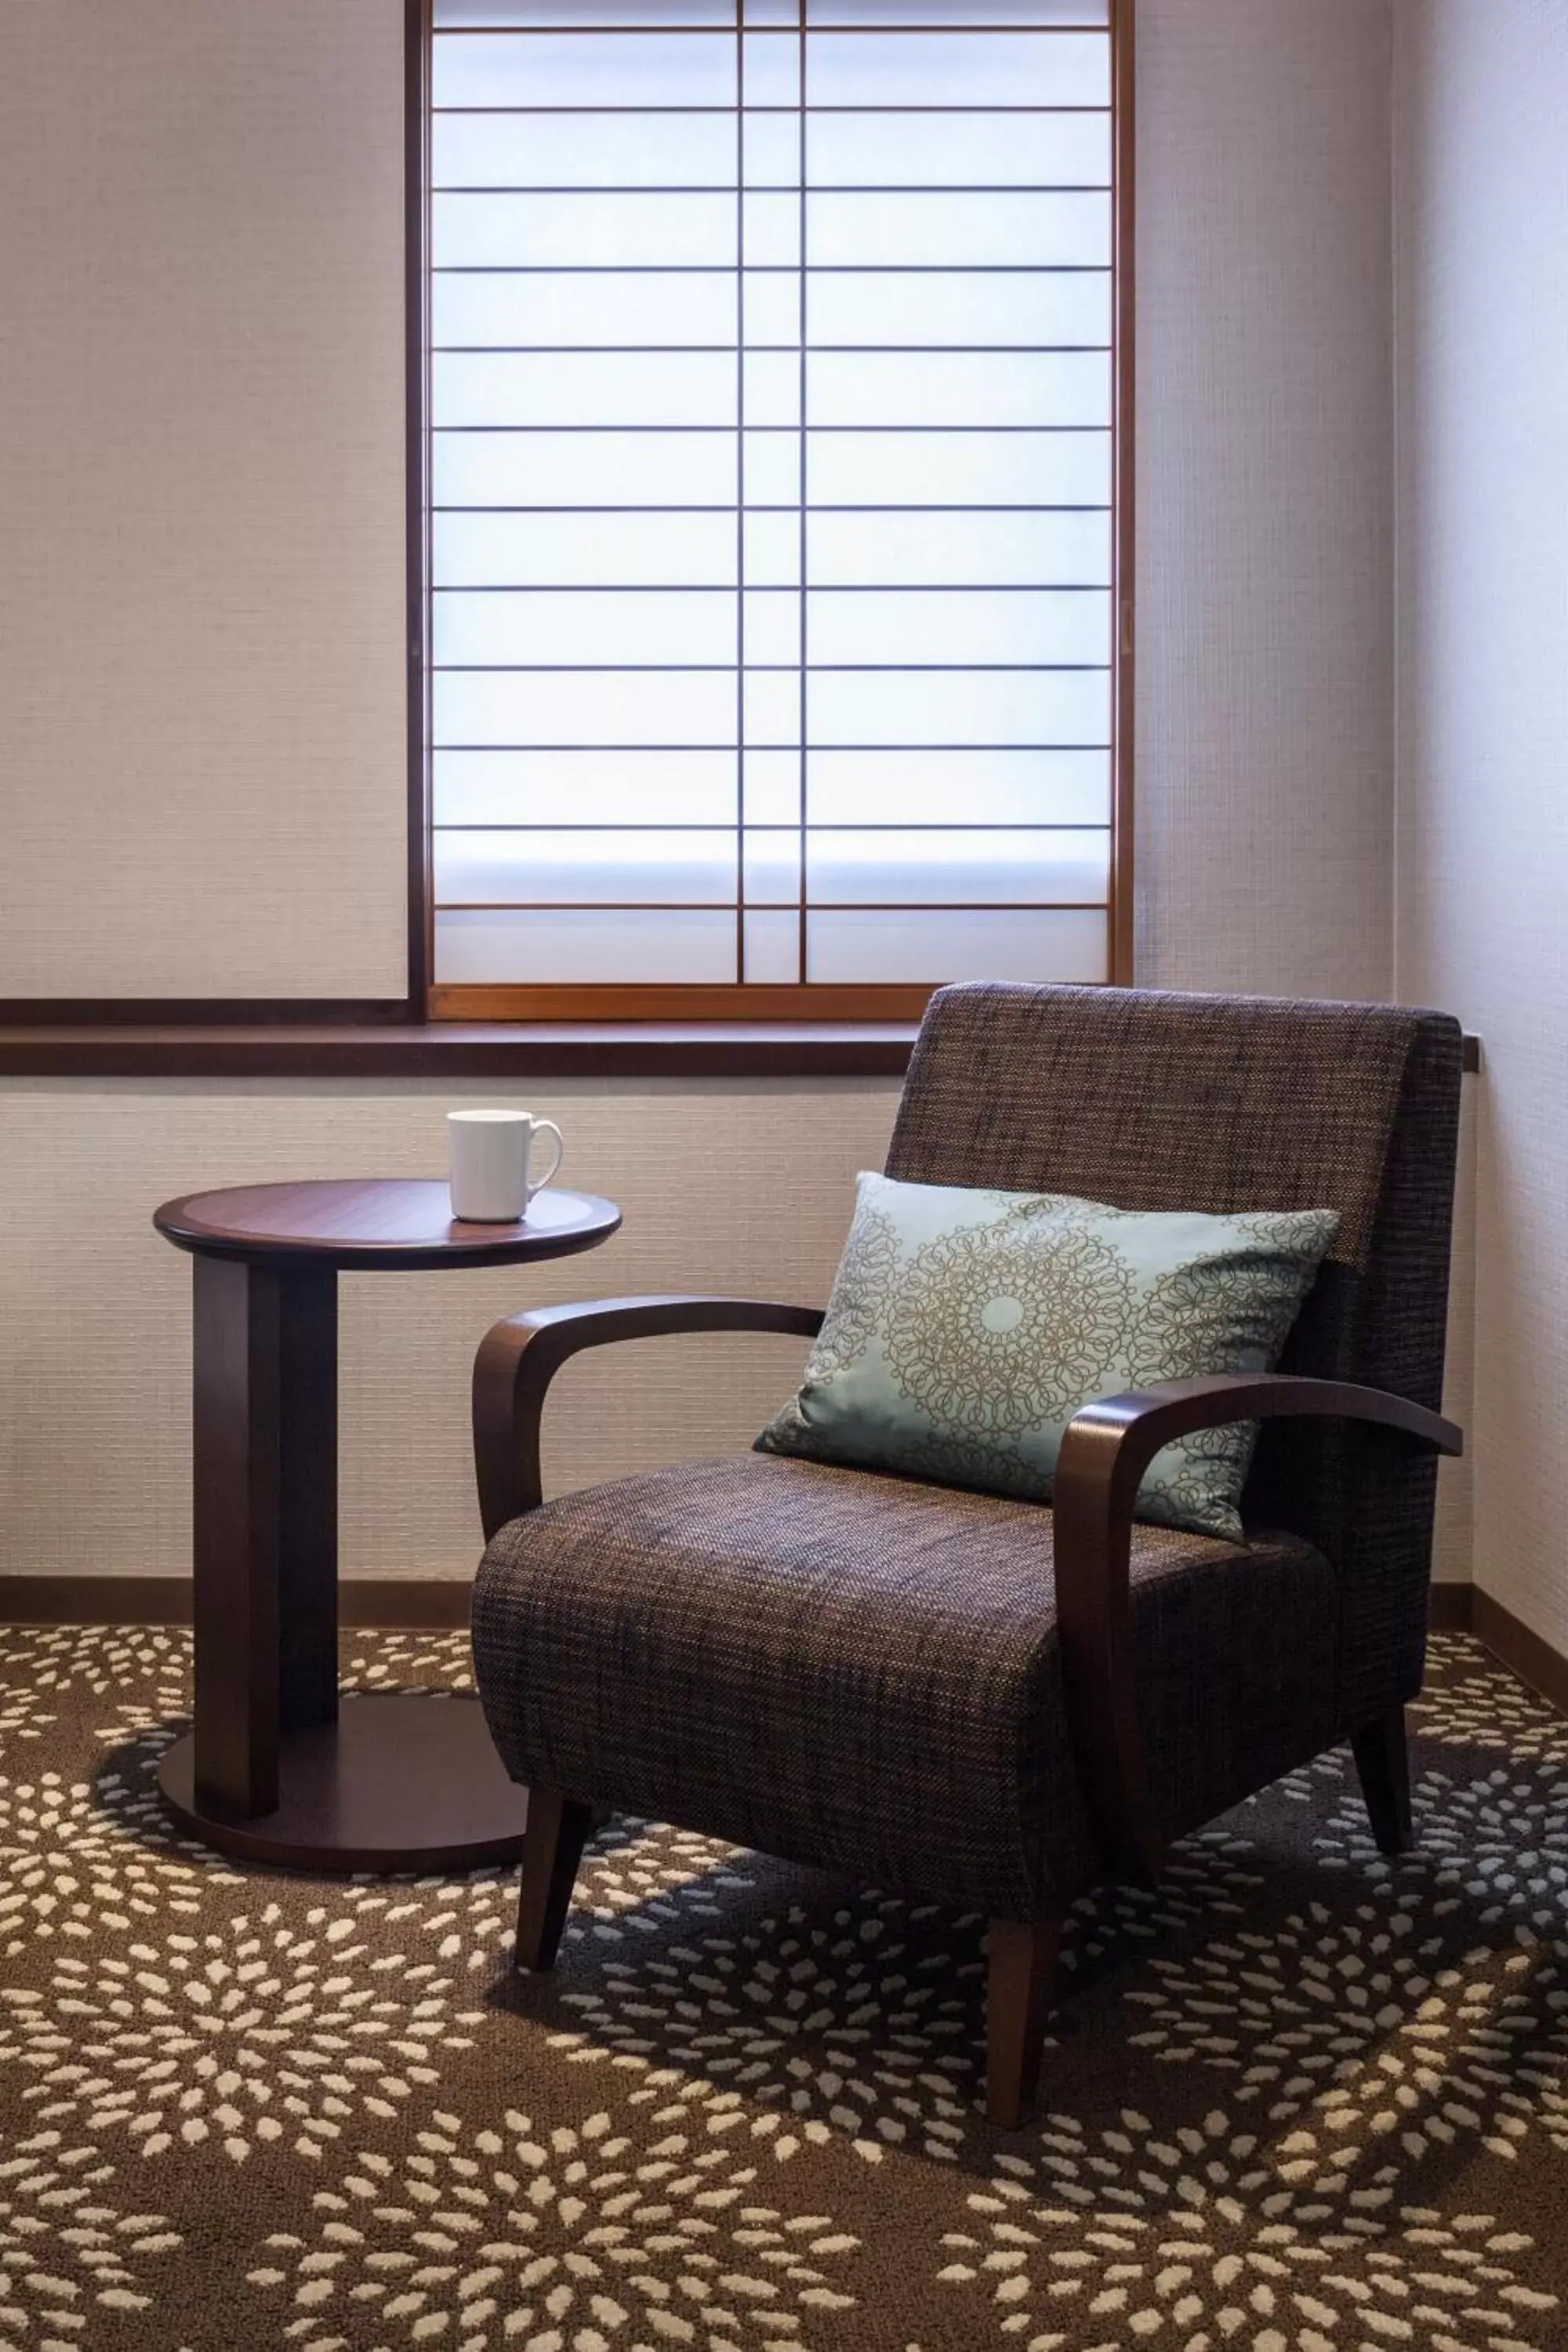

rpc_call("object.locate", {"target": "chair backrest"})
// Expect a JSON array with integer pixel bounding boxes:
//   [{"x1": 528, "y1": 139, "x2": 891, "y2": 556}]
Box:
[{"x1": 885, "y1": 982, "x2": 1464, "y2": 1726}]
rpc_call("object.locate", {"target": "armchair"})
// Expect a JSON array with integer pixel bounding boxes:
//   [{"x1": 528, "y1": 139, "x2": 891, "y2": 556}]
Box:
[{"x1": 470, "y1": 983, "x2": 1464, "y2": 2127}]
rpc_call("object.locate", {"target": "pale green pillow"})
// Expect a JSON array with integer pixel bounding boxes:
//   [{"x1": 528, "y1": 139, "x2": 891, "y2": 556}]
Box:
[{"x1": 757, "y1": 1173, "x2": 1339, "y2": 1541}]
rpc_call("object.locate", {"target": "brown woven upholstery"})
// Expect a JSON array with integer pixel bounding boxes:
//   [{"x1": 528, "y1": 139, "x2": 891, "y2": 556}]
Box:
[
  {"x1": 887, "y1": 984, "x2": 1464, "y2": 1729},
  {"x1": 472, "y1": 982, "x2": 1461, "y2": 1925},
  {"x1": 474, "y1": 1451, "x2": 1336, "y2": 1918}
]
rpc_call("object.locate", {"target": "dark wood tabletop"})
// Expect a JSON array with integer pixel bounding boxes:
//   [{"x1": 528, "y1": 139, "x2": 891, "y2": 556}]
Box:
[{"x1": 153, "y1": 1177, "x2": 622, "y2": 1272}]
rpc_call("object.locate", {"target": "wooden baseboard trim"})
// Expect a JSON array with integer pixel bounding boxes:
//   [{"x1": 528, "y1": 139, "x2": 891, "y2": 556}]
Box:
[
  {"x1": 1468, "y1": 1586, "x2": 1568, "y2": 1719},
  {"x1": 0, "y1": 1577, "x2": 471, "y2": 1632},
  {"x1": 1428, "y1": 1579, "x2": 1568, "y2": 1718},
  {"x1": 0, "y1": 1577, "x2": 193, "y2": 1626}
]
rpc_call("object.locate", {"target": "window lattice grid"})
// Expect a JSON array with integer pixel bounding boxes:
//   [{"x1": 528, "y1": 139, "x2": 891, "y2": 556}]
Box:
[{"x1": 427, "y1": 0, "x2": 1120, "y2": 995}]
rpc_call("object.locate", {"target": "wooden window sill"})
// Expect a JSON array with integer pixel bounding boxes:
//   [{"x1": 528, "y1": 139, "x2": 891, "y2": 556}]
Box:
[
  {"x1": 0, "y1": 1021, "x2": 923, "y2": 1080},
  {"x1": 0, "y1": 1023, "x2": 1482, "y2": 1082}
]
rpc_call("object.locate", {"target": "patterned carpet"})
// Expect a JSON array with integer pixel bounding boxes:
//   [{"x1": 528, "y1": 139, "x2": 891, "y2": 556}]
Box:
[{"x1": 2, "y1": 1627, "x2": 1566, "y2": 2351}]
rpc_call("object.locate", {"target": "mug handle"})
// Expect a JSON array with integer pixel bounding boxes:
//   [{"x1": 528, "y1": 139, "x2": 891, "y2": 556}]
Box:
[{"x1": 527, "y1": 1119, "x2": 564, "y2": 1201}]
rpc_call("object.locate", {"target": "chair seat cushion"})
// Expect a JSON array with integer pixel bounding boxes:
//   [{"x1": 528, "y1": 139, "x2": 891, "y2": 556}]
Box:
[{"x1": 473, "y1": 1452, "x2": 1338, "y2": 1918}]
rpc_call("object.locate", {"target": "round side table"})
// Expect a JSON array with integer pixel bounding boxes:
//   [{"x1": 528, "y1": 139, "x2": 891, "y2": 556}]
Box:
[{"x1": 152, "y1": 1178, "x2": 621, "y2": 1874}]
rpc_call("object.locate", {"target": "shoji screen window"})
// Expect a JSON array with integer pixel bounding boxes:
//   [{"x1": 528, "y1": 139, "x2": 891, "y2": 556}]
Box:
[{"x1": 425, "y1": 0, "x2": 1130, "y2": 1016}]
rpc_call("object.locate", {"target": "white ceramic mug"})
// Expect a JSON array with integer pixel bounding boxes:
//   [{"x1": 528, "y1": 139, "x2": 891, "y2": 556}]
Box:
[{"x1": 447, "y1": 1109, "x2": 564, "y2": 1223}]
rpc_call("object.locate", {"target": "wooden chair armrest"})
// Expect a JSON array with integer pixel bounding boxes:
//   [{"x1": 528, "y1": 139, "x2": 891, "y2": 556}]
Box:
[
  {"x1": 1052, "y1": 1374, "x2": 1463, "y2": 1884},
  {"x1": 472, "y1": 1294, "x2": 826, "y2": 1539}
]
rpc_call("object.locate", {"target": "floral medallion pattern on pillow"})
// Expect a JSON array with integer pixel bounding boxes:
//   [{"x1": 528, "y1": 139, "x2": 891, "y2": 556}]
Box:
[{"x1": 757, "y1": 1174, "x2": 1339, "y2": 1541}]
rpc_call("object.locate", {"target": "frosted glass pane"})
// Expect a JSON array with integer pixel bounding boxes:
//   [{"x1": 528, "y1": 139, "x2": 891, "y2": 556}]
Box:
[
  {"x1": 435, "y1": 748, "x2": 739, "y2": 826},
  {"x1": 743, "y1": 510, "x2": 803, "y2": 585},
  {"x1": 807, "y1": 191, "x2": 1110, "y2": 270},
  {"x1": 428, "y1": 18, "x2": 1124, "y2": 998},
  {"x1": 436, "y1": 510, "x2": 736, "y2": 586},
  {"x1": 742, "y1": 31, "x2": 801, "y2": 103},
  {"x1": 808, "y1": 509, "x2": 1110, "y2": 586},
  {"x1": 806, "y1": 428, "x2": 1109, "y2": 506},
  {"x1": 742, "y1": 430, "x2": 800, "y2": 503},
  {"x1": 743, "y1": 829, "x2": 802, "y2": 903},
  {"x1": 809, "y1": 0, "x2": 1105, "y2": 22},
  {"x1": 433, "y1": 111, "x2": 737, "y2": 187},
  {"x1": 744, "y1": 590, "x2": 801, "y2": 664},
  {"x1": 743, "y1": 350, "x2": 800, "y2": 427},
  {"x1": 808, "y1": 270, "x2": 1109, "y2": 347},
  {"x1": 435, "y1": 272, "x2": 736, "y2": 347},
  {"x1": 434, "y1": 351, "x2": 736, "y2": 427},
  {"x1": 743, "y1": 909, "x2": 801, "y2": 983},
  {"x1": 808, "y1": 906, "x2": 1105, "y2": 984},
  {"x1": 808, "y1": 826, "x2": 1107, "y2": 903},
  {"x1": 742, "y1": 194, "x2": 801, "y2": 267},
  {"x1": 744, "y1": 271, "x2": 801, "y2": 346},
  {"x1": 432, "y1": 33, "x2": 736, "y2": 108},
  {"x1": 808, "y1": 667, "x2": 1109, "y2": 744},
  {"x1": 807, "y1": 587, "x2": 1109, "y2": 664},
  {"x1": 808, "y1": 109, "x2": 1109, "y2": 186},
  {"x1": 434, "y1": 430, "x2": 736, "y2": 506},
  {"x1": 435, "y1": 669, "x2": 737, "y2": 745},
  {"x1": 807, "y1": 746, "x2": 1109, "y2": 824},
  {"x1": 744, "y1": 749, "x2": 802, "y2": 822},
  {"x1": 744, "y1": 114, "x2": 802, "y2": 186},
  {"x1": 434, "y1": 589, "x2": 736, "y2": 666},
  {"x1": 804, "y1": 31, "x2": 1108, "y2": 108},
  {"x1": 436, "y1": 906, "x2": 737, "y2": 984},
  {"x1": 808, "y1": 351, "x2": 1109, "y2": 428},
  {"x1": 434, "y1": 192, "x2": 735, "y2": 267},
  {"x1": 435, "y1": 828, "x2": 738, "y2": 904},
  {"x1": 437, "y1": 1, "x2": 739, "y2": 25},
  {"x1": 743, "y1": 670, "x2": 802, "y2": 744}
]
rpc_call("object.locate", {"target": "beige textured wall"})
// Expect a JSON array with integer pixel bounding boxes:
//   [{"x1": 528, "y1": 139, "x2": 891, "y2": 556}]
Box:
[
  {"x1": 1134, "y1": 0, "x2": 1395, "y2": 998},
  {"x1": 1, "y1": 0, "x2": 1457, "y2": 1590},
  {"x1": 0, "y1": 1068, "x2": 1477, "y2": 1588},
  {"x1": 0, "y1": 1081, "x2": 900, "y2": 1581},
  {"x1": 1393, "y1": 0, "x2": 1568, "y2": 1639},
  {"x1": 0, "y1": 0, "x2": 1400, "y2": 1009},
  {"x1": 0, "y1": 0, "x2": 408, "y2": 998}
]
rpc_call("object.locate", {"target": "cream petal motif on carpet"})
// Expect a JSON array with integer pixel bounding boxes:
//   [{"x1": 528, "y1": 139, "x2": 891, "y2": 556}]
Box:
[
  {"x1": 0, "y1": 1915, "x2": 488, "y2": 2164},
  {"x1": 0, "y1": 1625, "x2": 1564, "y2": 2349},
  {"x1": 245, "y1": 2107, "x2": 860, "y2": 2350},
  {"x1": 1407, "y1": 1671, "x2": 1568, "y2": 1766},
  {"x1": 1123, "y1": 1902, "x2": 1568, "y2": 2152},
  {"x1": 0, "y1": 2143, "x2": 183, "y2": 2339},
  {"x1": 937, "y1": 2111, "x2": 1559, "y2": 2350}
]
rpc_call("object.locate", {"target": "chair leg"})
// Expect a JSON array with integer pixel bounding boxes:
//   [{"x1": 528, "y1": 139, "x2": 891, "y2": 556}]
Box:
[
  {"x1": 514, "y1": 1788, "x2": 594, "y2": 1972},
  {"x1": 986, "y1": 1916, "x2": 1061, "y2": 2129},
  {"x1": 1351, "y1": 1707, "x2": 1414, "y2": 1857}
]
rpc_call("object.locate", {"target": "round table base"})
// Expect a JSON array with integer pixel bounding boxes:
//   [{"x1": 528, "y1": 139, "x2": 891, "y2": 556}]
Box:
[{"x1": 157, "y1": 1693, "x2": 531, "y2": 1875}]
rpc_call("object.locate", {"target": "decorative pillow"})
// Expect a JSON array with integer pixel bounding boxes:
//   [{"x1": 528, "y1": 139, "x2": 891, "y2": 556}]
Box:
[{"x1": 757, "y1": 1173, "x2": 1339, "y2": 1541}]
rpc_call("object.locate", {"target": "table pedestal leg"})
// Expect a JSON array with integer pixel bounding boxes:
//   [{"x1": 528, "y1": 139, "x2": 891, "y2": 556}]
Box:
[
  {"x1": 190, "y1": 1255, "x2": 338, "y2": 1817},
  {"x1": 161, "y1": 1248, "x2": 531, "y2": 1875},
  {"x1": 277, "y1": 1266, "x2": 339, "y2": 1734}
]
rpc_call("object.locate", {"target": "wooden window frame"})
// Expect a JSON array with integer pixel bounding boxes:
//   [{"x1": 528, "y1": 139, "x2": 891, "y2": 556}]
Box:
[{"x1": 413, "y1": 0, "x2": 1136, "y2": 1025}]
